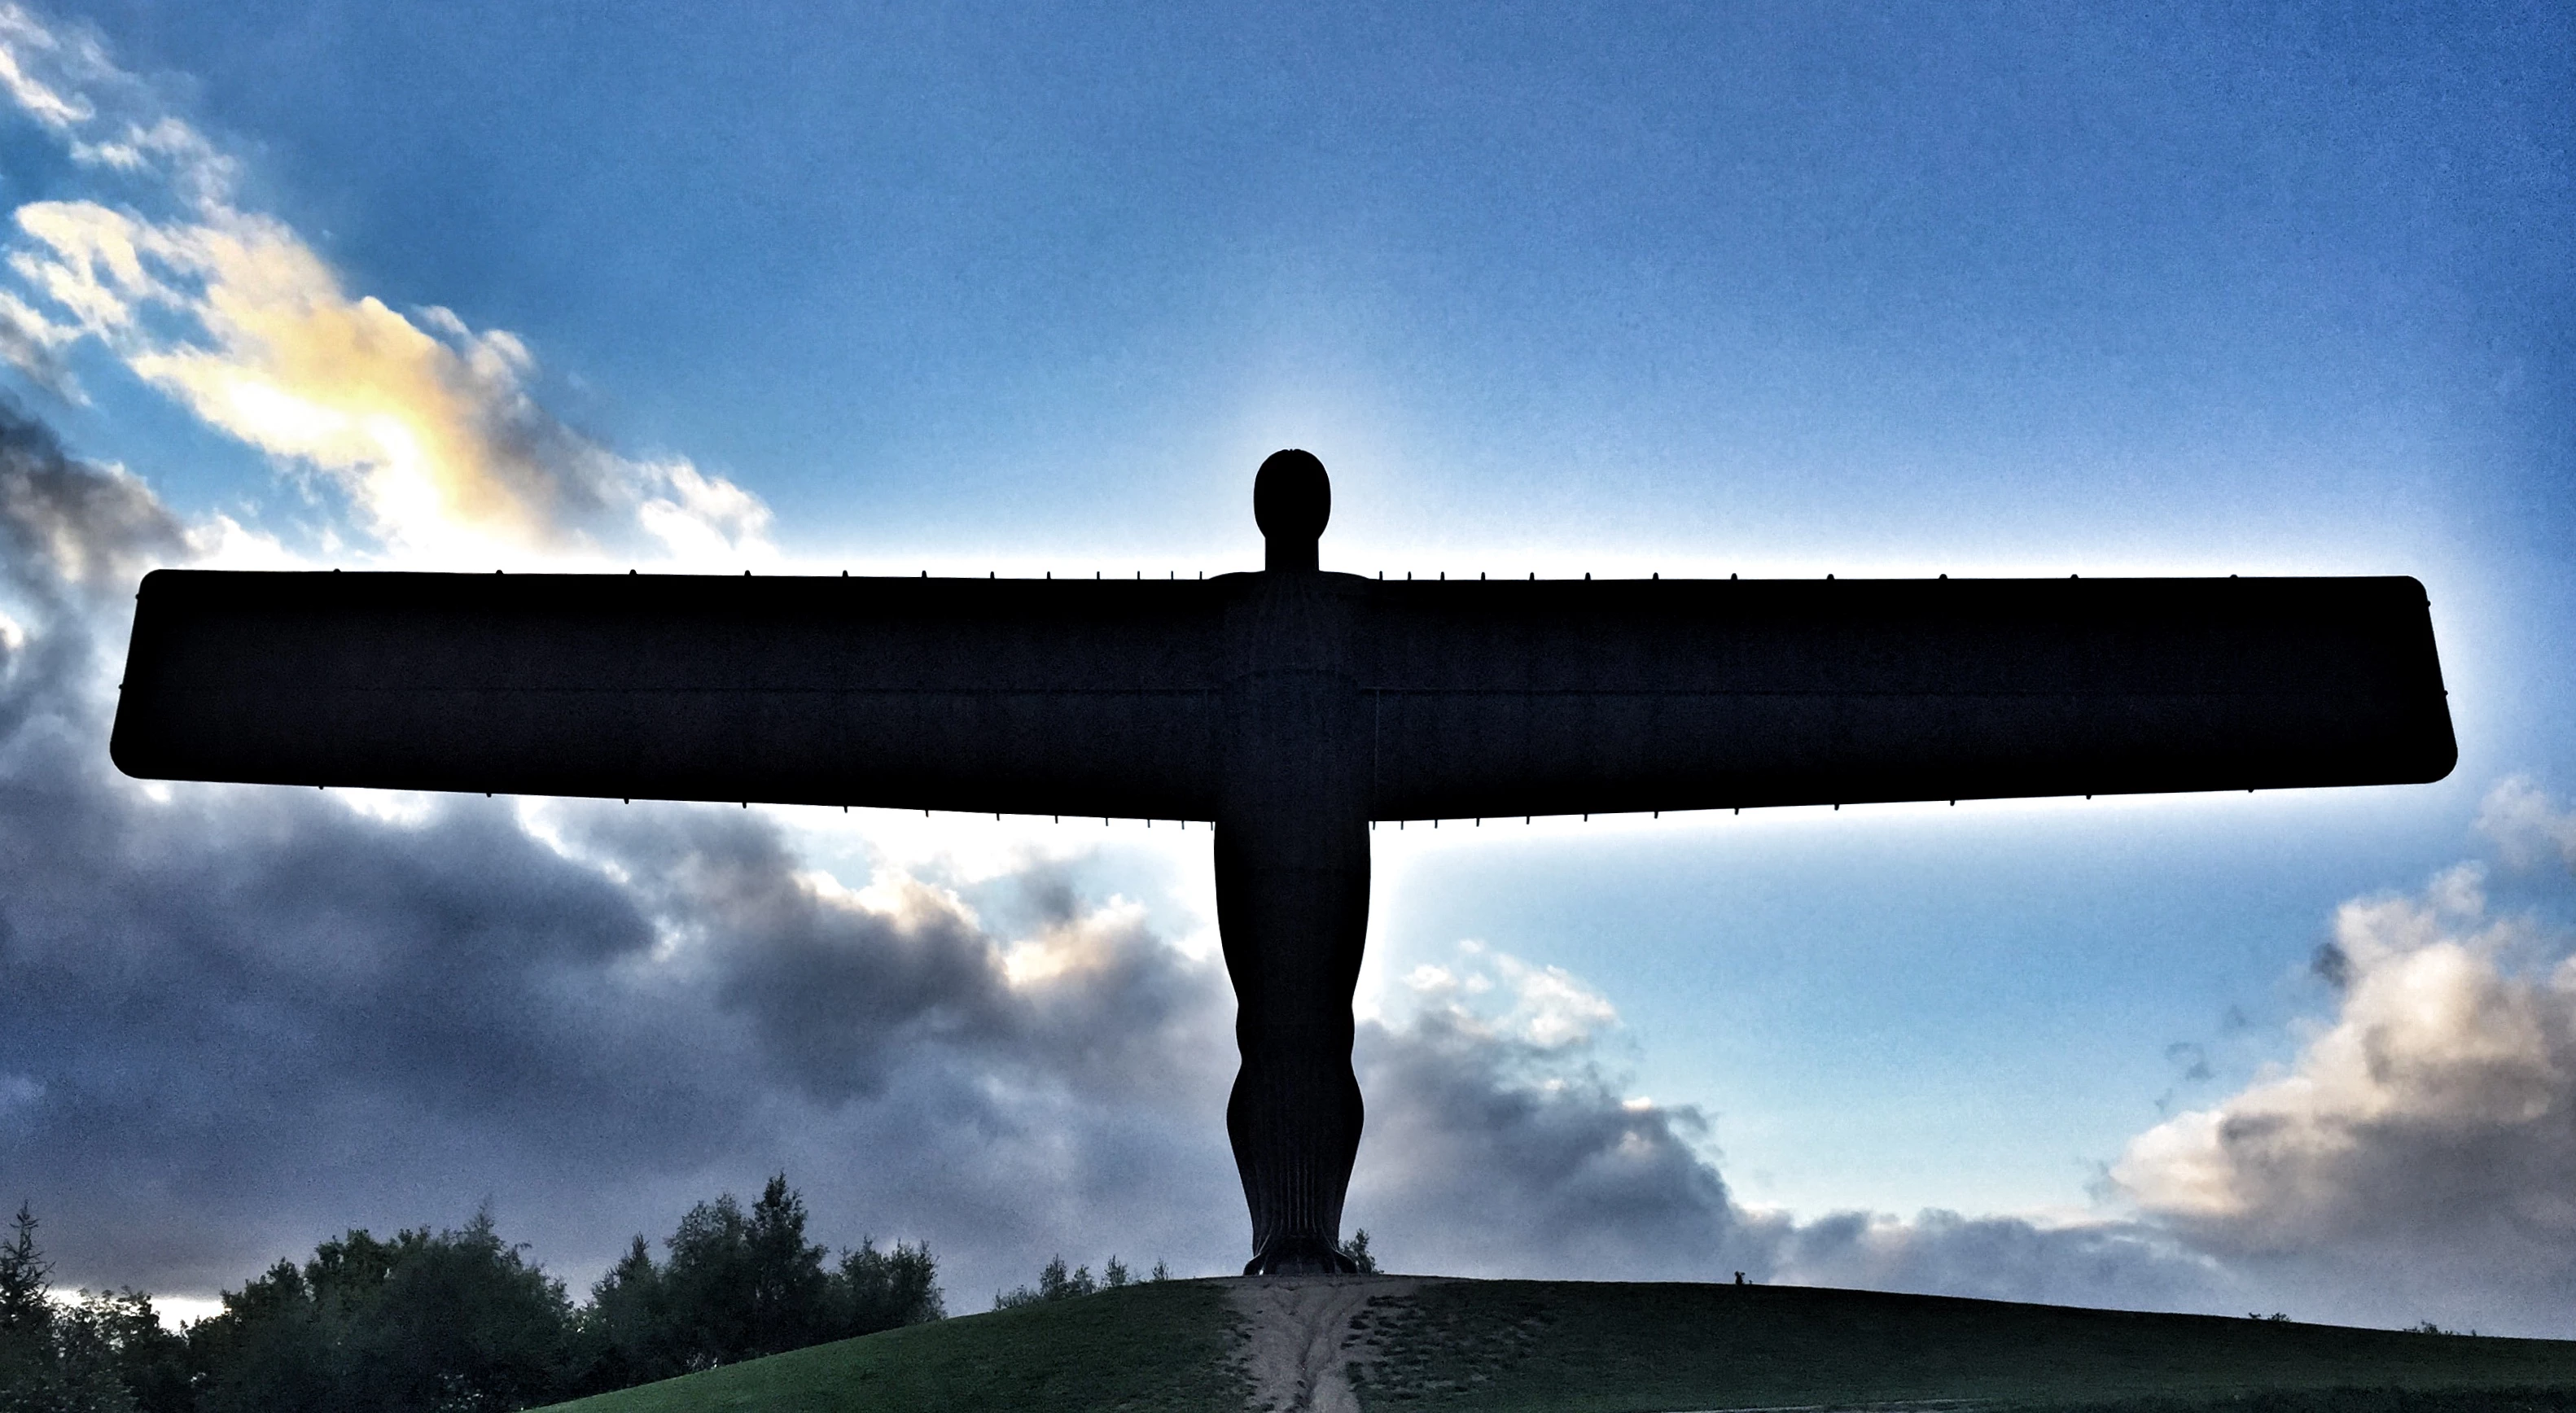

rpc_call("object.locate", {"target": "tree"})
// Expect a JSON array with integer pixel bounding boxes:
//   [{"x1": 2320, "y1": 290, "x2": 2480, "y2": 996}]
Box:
[
  {"x1": 5, "y1": 1178, "x2": 939, "y2": 1409},
  {"x1": 653, "y1": 1192, "x2": 752, "y2": 1373},
  {"x1": 743, "y1": 1175, "x2": 830, "y2": 1358},
  {"x1": 1338, "y1": 1229, "x2": 1378, "y2": 1274},
  {"x1": 835, "y1": 1240, "x2": 942, "y2": 1336},
  {"x1": 341, "y1": 1214, "x2": 572, "y2": 1412},
  {"x1": 565, "y1": 1237, "x2": 672, "y2": 1396},
  {"x1": 992, "y1": 1251, "x2": 1180, "y2": 1309},
  {"x1": 567, "y1": 1175, "x2": 940, "y2": 1393},
  {"x1": 59, "y1": 1291, "x2": 190, "y2": 1413},
  {"x1": 190, "y1": 1216, "x2": 574, "y2": 1413},
  {"x1": 0, "y1": 1203, "x2": 53, "y2": 1358},
  {"x1": 188, "y1": 1258, "x2": 331, "y2": 1413},
  {"x1": 0, "y1": 1205, "x2": 157, "y2": 1413},
  {"x1": 1046, "y1": 1258, "x2": 1097, "y2": 1301},
  {"x1": 655, "y1": 1175, "x2": 845, "y2": 1369},
  {"x1": 994, "y1": 1255, "x2": 1097, "y2": 1310}
]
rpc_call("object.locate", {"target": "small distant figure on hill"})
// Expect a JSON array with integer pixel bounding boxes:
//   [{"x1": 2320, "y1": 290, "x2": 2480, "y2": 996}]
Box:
[{"x1": 1734, "y1": 1271, "x2": 1746, "y2": 1285}]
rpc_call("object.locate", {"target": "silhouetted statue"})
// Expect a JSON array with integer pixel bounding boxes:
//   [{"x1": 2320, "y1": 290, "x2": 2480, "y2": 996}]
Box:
[{"x1": 110, "y1": 450, "x2": 2455, "y2": 1275}]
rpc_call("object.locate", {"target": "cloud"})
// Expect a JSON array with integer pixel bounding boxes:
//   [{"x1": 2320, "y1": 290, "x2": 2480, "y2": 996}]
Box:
[
  {"x1": 1772, "y1": 1210, "x2": 2227, "y2": 1313},
  {"x1": 0, "y1": 288, "x2": 79, "y2": 399},
  {"x1": 0, "y1": 6, "x2": 771, "y2": 567},
  {"x1": 2113, "y1": 855, "x2": 2576, "y2": 1332},
  {"x1": 1348, "y1": 1003, "x2": 1757, "y2": 1281},
  {"x1": 1351, "y1": 942, "x2": 1746, "y2": 1280},
  {"x1": 1395, "y1": 941, "x2": 1622, "y2": 1051},
  {"x1": 0, "y1": 402, "x2": 179, "y2": 602},
  {"x1": 2477, "y1": 776, "x2": 2576, "y2": 873},
  {"x1": 0, "y1": 5, "x2": 96, "y2": 133},
  {"x1": 1341, "y1": 941, "x2": 2228, "y2": 1315}
]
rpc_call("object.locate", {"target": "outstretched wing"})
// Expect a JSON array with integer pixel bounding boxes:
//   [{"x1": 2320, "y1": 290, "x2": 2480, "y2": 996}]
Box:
[
  {"x1": 112, "y1": 571, "x2": 1227, "y2": 818},
  {"x1": 1357, "y1": 576, "x2": 2455, "y2": 820}
]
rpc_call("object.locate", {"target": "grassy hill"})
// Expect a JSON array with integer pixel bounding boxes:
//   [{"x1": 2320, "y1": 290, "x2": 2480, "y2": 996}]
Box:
[
  {"x1": 537, "y1": 1279, "x2": 1248, "y2": 1413},
  {"x1": 534, "y1": 1276, "x2": 2576, "y2": 1413},
  {"x1": 1345, "y1": 1280, "x2": 2576, "y2": 1411}
]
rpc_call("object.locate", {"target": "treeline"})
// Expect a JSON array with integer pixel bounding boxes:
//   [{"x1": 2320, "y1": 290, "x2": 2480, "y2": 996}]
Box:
[
  {"x1": 992, "y1": 1253, "x2": 1168, "y2": 1308},
  {"x1": 986, "y1": 1228, "x2": 1375, "y2": 1310},
  {"x1": 0, "y1": 1175, "x2": 940, "y2": 1413}
]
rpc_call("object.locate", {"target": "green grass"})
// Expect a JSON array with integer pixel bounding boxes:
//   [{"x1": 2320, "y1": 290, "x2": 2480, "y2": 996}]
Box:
[
  {"x1": 532, "y1": 1279, "x2": 1247, "y2": 1413},
  {"x1": 1347, "y1": 1280, "x2": 2576, "y2": 1411},
  {"x1": 532, "y1": 1276, "x2": 2576, "y2": 1413},
  {"x1": 1997, "y1": 1396, "x2": 2576, "y2": 1412}
]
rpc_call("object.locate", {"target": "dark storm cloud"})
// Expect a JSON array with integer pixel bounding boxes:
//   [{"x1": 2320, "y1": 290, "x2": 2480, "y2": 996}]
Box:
[
  {"x1": 564, "y1": 803, "x2": 1009, "y2": 1102},
  {"x1": 0, "y1": 414, "x2": 747, "y2": 1283},
  {"x1": 1346, "y1": 1008, "x2": 1760, "y2": 1280},
  {"x1": 541, "y1": 804, "x2": 1238, "y2": 1125},
  {"x1": 0, "y1": 403, "x2": 182, "y2": 606}
]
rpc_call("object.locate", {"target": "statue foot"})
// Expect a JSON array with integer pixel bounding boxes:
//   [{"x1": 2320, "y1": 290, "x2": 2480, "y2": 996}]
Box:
[{"x1": 1242, "y1": 1235, "x2": 1360, "y2": 1275}]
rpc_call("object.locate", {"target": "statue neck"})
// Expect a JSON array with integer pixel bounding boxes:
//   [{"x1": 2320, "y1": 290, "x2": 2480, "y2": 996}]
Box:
[{"x1": 1264, "y1": 538, "x2": 1319, "y2": 573}]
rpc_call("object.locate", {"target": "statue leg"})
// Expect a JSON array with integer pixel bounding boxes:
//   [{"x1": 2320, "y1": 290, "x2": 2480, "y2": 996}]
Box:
[{"x1": 1215, "y1": 809, "x2": 1369, "y2": 1275}]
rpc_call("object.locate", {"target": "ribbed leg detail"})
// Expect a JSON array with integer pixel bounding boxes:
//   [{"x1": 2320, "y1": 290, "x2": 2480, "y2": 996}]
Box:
[
  {"x1": 1230, "y1": 1043, "x2": 1364, "y2": 1272},
  {"x1": 1215, "y1": 812, "x2": 1369, "y2": 1275}
]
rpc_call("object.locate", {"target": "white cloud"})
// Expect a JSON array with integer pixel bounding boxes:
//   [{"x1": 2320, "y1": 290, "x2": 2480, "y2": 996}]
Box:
[
  {"x1": 1769, "y1": 1208, "x2": 2228, "y2": 1313},
  {"x1": 0, "y1": 6, "x2": 775, "y2": 570},
  {"x1": 1495, "y1": 953, "x2": 1621, "y2": 1048},
  {"x1": 1398, "y1": 941, "x2": 1620, "y2": 1049},
  {"x1": 2477, "y1": 775, "x2": 2576, "y2": 873},
  {"x1": 0, "y1": 5, "x2": 93, "y2": 131},
  {"x1": 636, "y1": 459, "x2": 778, "y2": 566},
  {"x1": 0, "y1": 287, "x2": 81, "y2": 396},
  {"x1": 2112, "y1": 845, "x2": 2576, "y2": 1331}
]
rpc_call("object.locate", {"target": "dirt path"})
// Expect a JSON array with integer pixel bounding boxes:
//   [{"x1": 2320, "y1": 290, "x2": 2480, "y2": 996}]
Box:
[{"x1": 1228, "y1": 1275, "x2": 1421, "y2": 1413}]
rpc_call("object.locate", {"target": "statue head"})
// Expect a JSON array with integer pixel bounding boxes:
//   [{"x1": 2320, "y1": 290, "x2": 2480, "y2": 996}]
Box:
[{"x1": 1255, "y1": 449, "x2": 1330, "y2": 571}]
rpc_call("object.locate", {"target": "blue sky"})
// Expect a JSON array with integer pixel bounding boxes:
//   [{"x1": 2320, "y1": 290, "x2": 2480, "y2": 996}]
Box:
[{"x1": 0, "y1": 0, "x2": 2572, "y2": 1332}]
